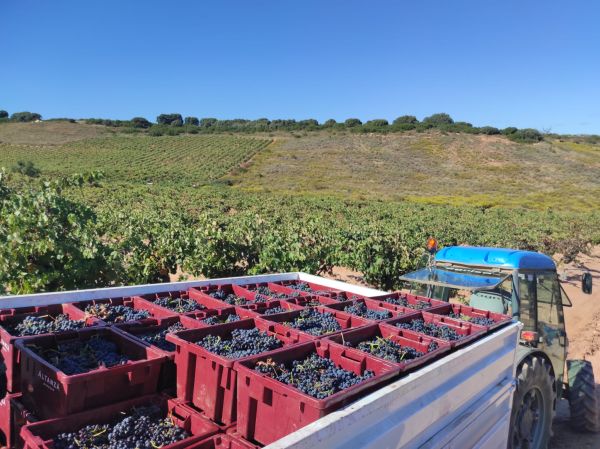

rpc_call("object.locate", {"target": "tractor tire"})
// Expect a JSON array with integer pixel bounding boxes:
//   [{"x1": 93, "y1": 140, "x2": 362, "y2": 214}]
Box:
[
  {"x1": 509, "y1": 356, "x2": 555, "y2": 449},
  {"x1": 567, "y1": 359, "x2": 600, "y2": 432}
]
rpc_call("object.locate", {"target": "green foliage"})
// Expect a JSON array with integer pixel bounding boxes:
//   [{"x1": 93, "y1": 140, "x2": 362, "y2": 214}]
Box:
[
  {"x1": 344, "y1": 118, "x2": 362, "y2": 128},
  {"x1": 0, "y1": 110, "x2": 8, "y2": 119},
  {"x1": 131, "y1": 117, "x2": 152, "y2": 129},
  {"x1": 422, "y1": 113, "x2": 454, "y2": 126},
  {"x1": 502, "y1": 127, "x2": 518, "y2": 135},
  {"x1": 323, "y1": 119, "x2": 337, "y2": 128},
  {"x1": 184, "y1": 116, "x2": 200, "y2": 126},
  {"x1": 10, "y1": 112, "x2": 42, "y2": 122},
  {"x1": 11, "y1": 161, "x2": 40, "y2": 177},
  {"x1": 0, "y1": 171, "x2": 116, "y2": 294},
  {"x1": 508, "y1": 128, "x2": 543, "y2": 143},
  {"x1": 393, "y1": 115, "x2": 418, "y2": 125},
  {"x1": 157, "y1": 114, "x2": 183, "y2": 126},
  {"x1": 479, "y1": 126, "x2": 500, "y2": 135}
]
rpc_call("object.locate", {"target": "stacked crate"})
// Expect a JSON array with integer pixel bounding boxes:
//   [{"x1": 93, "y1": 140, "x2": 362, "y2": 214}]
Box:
[{"x1": 0, "y1": 280, "x2": 511, "y2": 449}]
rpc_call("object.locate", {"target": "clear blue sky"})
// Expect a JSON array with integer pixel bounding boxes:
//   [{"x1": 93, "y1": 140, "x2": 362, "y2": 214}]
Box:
[{"x1": 2, "y1": 1, "x2": 599, "y2": 134}]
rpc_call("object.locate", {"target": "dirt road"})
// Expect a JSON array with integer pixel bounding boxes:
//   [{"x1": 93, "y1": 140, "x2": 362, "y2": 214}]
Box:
[{"x1": 550, "y1": 247, "x2": 600, "y2": 449}]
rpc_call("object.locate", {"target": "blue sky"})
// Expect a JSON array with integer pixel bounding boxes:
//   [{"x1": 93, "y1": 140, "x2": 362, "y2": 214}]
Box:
[{"x1": 2, "y1": 1, "x2": 599, "y2": 134}]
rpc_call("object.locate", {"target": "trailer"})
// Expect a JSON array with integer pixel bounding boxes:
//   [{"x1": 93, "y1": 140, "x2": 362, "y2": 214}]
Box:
[{"x1": 0, "y1": 272, "x2": 520, "y2": 449}]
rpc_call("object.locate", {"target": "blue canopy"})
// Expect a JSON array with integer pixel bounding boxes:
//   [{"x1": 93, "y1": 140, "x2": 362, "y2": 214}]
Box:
[
  {"x1": 400, "y1": 267, "x2": 510, "y2": 291},
  {"x1": 434, "y1": 246, "x2": 556, "y2": 270}
]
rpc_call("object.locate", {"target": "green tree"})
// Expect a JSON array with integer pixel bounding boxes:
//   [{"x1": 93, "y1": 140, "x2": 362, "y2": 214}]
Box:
[
  {"x1": 323, "y1": 119, "x2": 337, "y2": 128},
  {"x1": 10, "y1": 112, "x2": 42, "y2": 122},
  {"x1": 0, "y1": 110, "x2": 8, "y2": 119},
  {"x1": 508, "y1": 128, "x2": 543, "y2": 143},
  {"x1": 131, "y1": 117, "x2": 152, "y2": 129},
  {"x1": 200, "y1": 118, "x2": 218, "y2": 128},
  {"x1": 344, "y1": 118, "x2": 362, "y2": 127},
  {"x1": 184, "y1": 116, "x2": 200, "y2": 126},
  {"x1": 422, "y1": 113, "x2": 454, "y2": 126},
  {"x1": 393, "y1": 115, "x2": 418, "y2": 125},
  {"x1": 157, "y1": 113, "x2": 183, "y2": 125}
]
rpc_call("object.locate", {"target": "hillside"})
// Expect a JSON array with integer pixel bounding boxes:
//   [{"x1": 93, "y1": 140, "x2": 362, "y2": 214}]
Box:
[
  {"x1": 229, "y1": 132, "x2": 600, "y2": 211},
  {"x1": 0, "y1": 122, "x2": 599, "y2": 210}
]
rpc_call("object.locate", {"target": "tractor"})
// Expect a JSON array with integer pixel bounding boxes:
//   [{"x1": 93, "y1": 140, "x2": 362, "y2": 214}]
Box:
[{"x1": 400, "y1": 244, "x2": 599, "y2": 449}]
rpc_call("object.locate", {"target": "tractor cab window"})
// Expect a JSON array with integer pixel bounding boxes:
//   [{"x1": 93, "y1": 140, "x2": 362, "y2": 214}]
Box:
[{"x1": 536, "y1": 272, "x2": 564, "y2": 327}]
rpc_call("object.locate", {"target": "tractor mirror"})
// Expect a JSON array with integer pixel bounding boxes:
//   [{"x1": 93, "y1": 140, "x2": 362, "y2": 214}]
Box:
[{"x1": 582, "y1": 272, "x2": 592, "y2": 295}]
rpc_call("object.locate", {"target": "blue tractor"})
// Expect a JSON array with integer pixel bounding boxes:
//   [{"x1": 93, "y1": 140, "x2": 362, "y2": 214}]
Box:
[{"x1": 400, "y1": 245, "x2": 599, "y2": 449}]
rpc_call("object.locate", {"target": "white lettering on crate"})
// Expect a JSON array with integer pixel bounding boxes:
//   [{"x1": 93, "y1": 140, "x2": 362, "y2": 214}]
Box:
[
  {"x1": 1, "y1": 340, "x2": 9, "y2": 352},
  {"x1": 37, "y1": 370, "x2": 60, "y2": 391}
]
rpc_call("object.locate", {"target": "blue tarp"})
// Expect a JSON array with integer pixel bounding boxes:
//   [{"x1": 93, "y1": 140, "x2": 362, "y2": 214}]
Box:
[{"x1": 434, "y1": 246, "x2": 555, "y2": 270}]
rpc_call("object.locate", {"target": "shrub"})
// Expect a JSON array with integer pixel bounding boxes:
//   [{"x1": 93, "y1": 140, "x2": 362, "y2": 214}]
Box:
[
  {"x1": 422, "y1": 113, "x2": 454, "y2": 126},
  {"x1": 390, "y1": 122, "x2": 416, "y2": 132},
  {"x1": 10, "y1": 111, "x2": 42, "y2": 122},
  {"x1": 323, "y1": 119, "x2": 337, "y2": 128},
  {"x1": 0, "y1": 110, "x2": 9, "y2": 119},
  {"x1": 157, "y1": 113, "x2": 183, "y2": 125},
  {"x1": 11, "y1": 161, "x2": 40, "y2": 177},
  {"x1": 502, "y1": 127, "x2": 518, "y2": 135},
  {"x1": 184, "y1": 116, "x2": 199, "y2": 126},
  {"x1": 479, "y1": 126, "x2": 500, "y2": 135},
  {"x1": 131, "y1": 117, "x2": 152, "y2": 129},
  {"x1": 200, "y1": 118, "x2": 218, "y2": 128},
  {"x1": 344, "y1": 118, "x2": 362, "y2": 128},
  {"x1": 508, "y1": 128, "x2": 543, "y2": 143},
  {"x1": 393, "y1": 115, "x2": 418, "y2": 125}
]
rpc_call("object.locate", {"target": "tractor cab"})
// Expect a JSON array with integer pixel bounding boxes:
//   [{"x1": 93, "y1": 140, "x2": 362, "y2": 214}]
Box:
[{"x1": 400, "y1": 246, "x2": 577, "y2": 390}]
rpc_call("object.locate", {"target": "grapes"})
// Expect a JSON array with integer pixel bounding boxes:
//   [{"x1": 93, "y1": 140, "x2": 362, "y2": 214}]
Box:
[
  {"x1": 255, "y1": 353, "x2": 374, "y2": 399},
  {"x1": 395, "y1": 318, "x2": 460, "y2": 341},
  {"x1": 347, "y1": 336, "x2": 438, "y2": 363},
  {"x1": 343, "y1": 302, "x2": 391, "y2": 320},
  {"x1": 201, "y1": 313, "x2": 241, "y2": 325},
  {"x1": 31, "y1": 335, "x2": 130, "y2": 375},
  {"x1": 53, "y1": 405, "x2": 190, "y2": 449},
  {"x1": 382, "y1": 296, "x2": 431, "y2": 310},
  {"x1": 84, "y1": 304, "x2": 150, "y2": 323},
  {"x1": 209, "y1": 289, "x2": 261, "y2": 305},
  {"x1": 197, "y1": 328, "x2": 283, "y2": 358},
  {"x1": 286, "y1": 282, "x2": 331, "y2": 296},
  {"x1": 262, "y1": 306, "x2": 288, "y2": 316},
  {"x1": 153, "y1": 296, "x2": 205, "y2": 313},
  {"x1": 282, "y1": 309, "x2": 342, "y2": 336},
  {"x1": 248, "y1": 286, "x2": 300, "y2": 301},
  {"x1": 449, "y1": 312, "x2": 495, "y2": 327},
  {"x1": 137, "y1": 322, "x2": 185, "y2": 351},
  {"x1": 5, "y1": 314, "x2": 86, "y2": 336}
]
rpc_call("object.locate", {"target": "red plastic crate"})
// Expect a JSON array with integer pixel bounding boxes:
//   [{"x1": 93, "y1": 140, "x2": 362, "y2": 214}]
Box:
[
  {"x1": 368, "y1": 291, "x2": 449, "y2": 312},
  {"x1": 324, "y1": 323, "x2": 451, "y2": 372},
  {"x1": 69, "y1": 296, "x2": 177, "y2": 325},
  {"x1": 237, "y1": 300, "x2": 305, "y2": 317},
  {"x1": 240, "y1": 282, "x2": 311, "y2": 301},
  {"x1": 323, "y1": 298, "x2": 414, "y2": 322},
  {"x1": 235, "y1": 339, "x2": 399, "y2": 445},
  {"x1": 16, "y1": 327, "x2": 167, "y2": 419},
  {"x1": 180, "y1": 307, "x2": 260, "y2": 328},
  {"x1": 19, "y1": 394, "x2": 220, "y2": 449},
  {"x1": 427, "y1": 303, "x2": 512, "y2": 331},
  {"x1": 256, "y1": 305, "x2": 372, "y2": 340},
  {"x1": 186, "y1": 433, "x2": 261, "y2": 449},
  {"x1": 383, "y1": 311, "x2": 488, "y2": 348},
  {"x1": 274, "y1": 280, "x2": 344, "y2": 297},
  {"x1": 189, "y1": 284, "x2": 281, "y2": 308},
  {"x1": 166, "y1": 318, "x2": 301, "y2": 425},
  {"x1": 137, "y1": 289, "x2": 232, "y2": 315},
  {"x1": 0, "y1": 393, "x2": 38, "y2": 449},
  {"x1": 0, "y1": 303, "x2": 103, "y2": 393}
]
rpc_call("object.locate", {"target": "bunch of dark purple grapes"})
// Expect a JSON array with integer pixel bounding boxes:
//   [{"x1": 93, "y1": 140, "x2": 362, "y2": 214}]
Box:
[
  {"x1": 53, "y1": 405, "x2": 190, "y2": 449},
  {"x1": 282, "y1": 309, "x2": 342, "y2": 336},
  {"x1": 84, "y1": 303, "x2": 150, "y2": 323},
  {"x1": 343, "y1": 302, "x2": 391, "y2": 320},
  {"x1": 202, "y1": 313, "x2": 241, "y2": 325},
  {"x1": 449, "y1": 312, "x2": 495, "y2": 327},
  {"x1": 395, "y1": 318, "x2": 460, "y2": 341},
  {"x1": 210, "y1": 289, "x2": 253, "y2": 305},
  {"x1": 381, "y1": 296, "x2": 431, "y2": 310},
  {"x1": 197, "y1": 328, "x2": 283, "y2": 358},
  {"x1": 153, "y1": 296, "x2": 205, "y2": 313},
  {"x1": 255, "y1": 353, "x2": 374, "y2": 399},
  {"x1": 7, "y1": 314, "x2": 86, "y2": 336},
  {"x1": 350, "y1": 336, "x2": 438, "y2": 363},
  {"x1": 137, "y1": 322, "x2": 185, "y2": 351}
]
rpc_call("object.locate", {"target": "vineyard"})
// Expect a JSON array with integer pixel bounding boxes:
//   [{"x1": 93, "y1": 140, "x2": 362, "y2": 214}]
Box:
[
  {"x1": 0, "y1": 134, "x2": 271, "y2": 184},
  {"x1": 0, "y1": 125, "x2": 599, "y2": 295}
]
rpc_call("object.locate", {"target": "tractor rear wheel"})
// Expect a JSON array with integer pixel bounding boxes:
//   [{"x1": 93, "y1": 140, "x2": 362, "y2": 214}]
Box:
[
  {"x1": 568, "y1": 359, "x2": 600, "y2": 432},
  {"x1": 509, "y1": 356, "x2": 555, "y2": 449}
]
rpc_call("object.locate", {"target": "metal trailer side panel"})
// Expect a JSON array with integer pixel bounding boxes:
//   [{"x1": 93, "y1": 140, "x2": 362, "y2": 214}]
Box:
[
  {"x1": 0, "y1": 273, "x2": 385, "y2": 310},
  {"x1": 264, "y1": 323, "x2": 520, "y2": 449}
]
